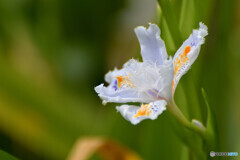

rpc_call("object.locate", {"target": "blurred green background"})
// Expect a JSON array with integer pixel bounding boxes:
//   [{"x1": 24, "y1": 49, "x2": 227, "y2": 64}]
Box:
[{"x1": 0, "y1": 0, "x2": 239, "y2": 159}]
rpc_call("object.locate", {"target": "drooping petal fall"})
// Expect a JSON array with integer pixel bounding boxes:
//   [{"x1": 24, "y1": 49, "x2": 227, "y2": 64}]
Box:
[
  {"x1": 116, "y1": 100, "x2": 167, "y2": 125},
  {"x1": 95, "y1": 60, "x2": 154, "y2": 104},
  {"x1": 95, "y1": 58, "x2": 174, "y2": 104},
  {"x1": 95, "y1": 84, "x2": 151, "y2": 104}
]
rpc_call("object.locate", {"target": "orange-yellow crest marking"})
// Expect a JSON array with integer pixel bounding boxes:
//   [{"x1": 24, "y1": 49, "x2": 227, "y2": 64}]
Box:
[
  {"x1": 134, "y1": 104, "x2": 152, "y2": 118},
  {"x1": 115, "y1": 75, "x2": 135, "y2": 88},
  {"x1": 172, "y1": 46, "x2": 191, "y2": 92}
]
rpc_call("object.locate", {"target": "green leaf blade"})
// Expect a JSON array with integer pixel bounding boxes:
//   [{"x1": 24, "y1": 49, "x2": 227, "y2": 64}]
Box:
[{"x1": 0, "y1": 150, "x2": 18, "y2": 160}]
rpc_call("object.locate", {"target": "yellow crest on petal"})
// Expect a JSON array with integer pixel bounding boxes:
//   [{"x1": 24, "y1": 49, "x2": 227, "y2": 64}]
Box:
[
  {"x1": 172, "y1": 46, "x2": 191, "y2": 93},
  {"x1": 134, "y1": 104, "x2": 152, "y2": 118}
]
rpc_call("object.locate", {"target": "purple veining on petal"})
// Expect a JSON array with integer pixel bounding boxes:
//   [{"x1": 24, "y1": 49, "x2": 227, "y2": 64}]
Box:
[
  {"x1": 112, "y1": 79, "x2": 118, "y2": 91},
  {"x1": 190, "y1": 42, "x2": 196, "y2": 47},
  {"x1": 147, "y1": 89, "x2": 165, "y2": 100},
  {"x1": 147, "y1": 89, "x2": 157, "y2": 97},
  {"x1": 151, "y1": 104, "x2": 159, "y2": 112},
  {"x1": 147, "y1": 89, "x2": 159, "y2": 97},
  {"x1": 153, "y1": 89, "x2": 159, "y2": 93}
]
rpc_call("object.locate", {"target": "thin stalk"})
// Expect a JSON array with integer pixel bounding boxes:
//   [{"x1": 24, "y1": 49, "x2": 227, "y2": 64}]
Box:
[{"x1": 167, "y1": 100, "x2": 206, "y2": 139}]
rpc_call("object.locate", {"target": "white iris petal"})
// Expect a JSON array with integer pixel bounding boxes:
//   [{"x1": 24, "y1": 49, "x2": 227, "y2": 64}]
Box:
[
  {"x1": 134, "y1": 23, "x2": 168, "y2": 66},
  {"x1": 171, "y1": 23, "x2": 208, "y2": 95}
]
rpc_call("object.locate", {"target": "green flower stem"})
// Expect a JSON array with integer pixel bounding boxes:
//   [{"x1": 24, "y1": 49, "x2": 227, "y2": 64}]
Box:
[{"x1": 167, "y1": 100, "x2": 206, "y2": 138}]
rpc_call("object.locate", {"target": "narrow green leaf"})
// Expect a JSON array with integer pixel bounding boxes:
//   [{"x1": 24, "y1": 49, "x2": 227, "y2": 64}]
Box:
[
  {"x1": 159, "y1": 16, "x2": 177, "y2": 55},
  {"x1": 0, "y1": 150, "x2": 18, "y2": 160},
  {"x1": 157, "y1": 0, "x2": 182, "y2": 48},
  {"x1": 179, "y1": 0, "x2": 196, "y2": 37},
  {"x1": 201, "y1": 88, "x2": 218, "y2": 151}
]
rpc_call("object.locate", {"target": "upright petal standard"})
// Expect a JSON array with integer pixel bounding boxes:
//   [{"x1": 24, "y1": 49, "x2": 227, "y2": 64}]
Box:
[{"x1": 95, "y1": 23, "x2": 208, "y2": 125}]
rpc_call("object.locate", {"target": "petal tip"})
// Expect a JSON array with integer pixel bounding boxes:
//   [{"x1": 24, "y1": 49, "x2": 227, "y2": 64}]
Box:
[
  {"x1": 134, "y1": 23, "x2": 160, "y2": 35},
  {"x1": 94, "y1": 84, "x2": 104, "y2": 94},
  {"x1": 134, "y1": 25, "x2": 145, "y2": 34},
  {"x1": 199, "y1": 22, "x2": 208, "y2": 37},
  {"x1": 102, "y1": 100, "x2": 107, "y2": 105}
]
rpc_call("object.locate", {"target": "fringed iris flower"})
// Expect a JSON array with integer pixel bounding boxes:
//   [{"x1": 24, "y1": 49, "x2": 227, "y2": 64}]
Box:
[{"x1": 95, "y1": 23, "x2": 208, "y2": 125}]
